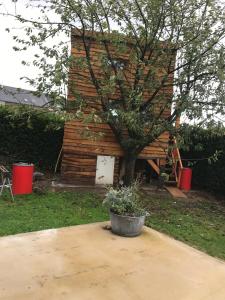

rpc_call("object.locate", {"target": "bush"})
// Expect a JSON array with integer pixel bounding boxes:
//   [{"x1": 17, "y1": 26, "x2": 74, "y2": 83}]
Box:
[
  {"x1": 0, "y1": 105, "x2": 64, "y2": 171},
  {"x1": 103, "y1": 183, "x2": 149, "y2": 217},
  {"x1": 180, "y1": 125, "x2": 225, "y2": 196}
]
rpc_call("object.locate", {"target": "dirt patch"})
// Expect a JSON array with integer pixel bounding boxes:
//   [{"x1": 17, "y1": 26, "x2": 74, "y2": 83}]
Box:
[
  {"x1": 187, "y1": 189, "x2": 225, "y2": 203},
  {"x1": 33, "y1": 173, "x2": 224, "y2": 204}
]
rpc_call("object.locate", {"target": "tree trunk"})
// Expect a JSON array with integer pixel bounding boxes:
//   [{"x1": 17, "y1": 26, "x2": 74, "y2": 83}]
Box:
[{"x1": 123, "y1": 153, "x2": 137, "y2": 186}]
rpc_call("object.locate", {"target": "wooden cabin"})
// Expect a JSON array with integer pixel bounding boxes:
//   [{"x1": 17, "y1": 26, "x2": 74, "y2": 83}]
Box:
[{"x1": 61, "y1": 30, "x2": 176, "y2": 185}]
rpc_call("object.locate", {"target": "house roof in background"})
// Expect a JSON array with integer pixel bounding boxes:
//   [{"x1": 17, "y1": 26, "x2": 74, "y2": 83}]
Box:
[{"x1": 0, "y1": 85, "x2": 50, "y2": 107}]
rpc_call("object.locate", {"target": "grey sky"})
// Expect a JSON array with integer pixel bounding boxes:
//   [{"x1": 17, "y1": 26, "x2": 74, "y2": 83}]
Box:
[
  {"x1": 0, "y1": 0, "x2": 65, "y2": 90},
  {"x1": 0, "y1": 1, "x2": 35, "y2": 89}
]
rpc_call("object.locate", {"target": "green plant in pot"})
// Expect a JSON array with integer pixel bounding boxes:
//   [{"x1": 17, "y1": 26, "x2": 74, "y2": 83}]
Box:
[{"x1": 103, "y1": 183, "x2": 149, "y2": 237}]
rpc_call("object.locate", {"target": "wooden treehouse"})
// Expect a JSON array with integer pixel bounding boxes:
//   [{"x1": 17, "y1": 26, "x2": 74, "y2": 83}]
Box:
[{"x1": 61, "y1": 30, "x2": 182, "y2": 187}]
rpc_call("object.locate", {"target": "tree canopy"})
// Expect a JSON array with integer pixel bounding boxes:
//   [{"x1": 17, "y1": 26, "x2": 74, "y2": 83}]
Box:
[{"x1": 5, "y1": 0, "x2": 225, "y2": 184}]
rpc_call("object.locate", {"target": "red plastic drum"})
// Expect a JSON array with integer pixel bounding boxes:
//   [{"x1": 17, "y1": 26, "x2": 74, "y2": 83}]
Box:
[
  {"x1": 12, "y1": 163, "x2": 34, "y2": 195},
  {"x1": 179, "y1": 167, "x2": 192, "y2": 191}
]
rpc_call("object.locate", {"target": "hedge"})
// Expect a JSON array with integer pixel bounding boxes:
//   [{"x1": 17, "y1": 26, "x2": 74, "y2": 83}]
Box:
[
  {"x1": 180, "y1": 125, "x2": 225, "y2": 196},
  {"x1": 1, "y1": 106, "x2": 224, "y2": 194},
  {"x1": 0, "y1": 105, "x2": 64, "y2": 171}
]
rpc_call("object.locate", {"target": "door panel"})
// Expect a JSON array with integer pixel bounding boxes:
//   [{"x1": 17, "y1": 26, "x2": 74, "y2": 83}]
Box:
[{"x1": 95, "y1": 156, "x2": 115, "y2": 185}]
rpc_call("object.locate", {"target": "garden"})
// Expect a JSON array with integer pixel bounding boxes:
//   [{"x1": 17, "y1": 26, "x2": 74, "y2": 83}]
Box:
[
  {"x1": 1, "y1": 188, "x2": 225, "y2": 260},
  {"x1": 0, "y1": 105, "x2": 225, "y2": 261},
  {"x1": 1, "y1": 0, "x2": 225, "y2": 298}
]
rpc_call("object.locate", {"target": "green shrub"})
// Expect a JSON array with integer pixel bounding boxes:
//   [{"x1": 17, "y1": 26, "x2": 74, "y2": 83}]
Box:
[
  {"x1": 180, "y1": 125, "x2": 225, "y2": 196},
  {"x1": 103, "y1": 183, "x2": 149, "y2": 217},
  {"x1": 0, "y1": 105, "x2": 64, "y2": 171}
]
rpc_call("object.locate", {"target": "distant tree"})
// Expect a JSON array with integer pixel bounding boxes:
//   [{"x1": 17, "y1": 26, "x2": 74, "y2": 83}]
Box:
[{"x1": 4, "y1": 0, "x2": 225, "y2": 185}]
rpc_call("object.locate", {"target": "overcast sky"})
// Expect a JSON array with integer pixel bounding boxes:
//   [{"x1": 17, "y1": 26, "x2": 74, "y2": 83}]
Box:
[{"x1": 0, "y1": 0, "x2": 64, "y2": 91}]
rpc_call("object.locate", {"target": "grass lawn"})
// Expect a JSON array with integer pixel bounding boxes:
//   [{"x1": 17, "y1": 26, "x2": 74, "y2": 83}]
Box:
[
  {"x1": 0, "y1": 191, "x2": 108, "y2": 236},
  {"x1": 0, "y1": 190, "x2": 225, "y2": 260},
  {"x1": 142, "y1": 193, "x2": 225, "y2": 260}
]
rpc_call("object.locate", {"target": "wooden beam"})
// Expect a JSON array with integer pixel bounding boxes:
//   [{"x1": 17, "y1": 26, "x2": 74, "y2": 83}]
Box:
[
  {"x1": 147, "y1": 159, "x2": 160, "y2": 175},
  {"x1": 175, "y1": 117, "x2": 180, "y2": 129}
]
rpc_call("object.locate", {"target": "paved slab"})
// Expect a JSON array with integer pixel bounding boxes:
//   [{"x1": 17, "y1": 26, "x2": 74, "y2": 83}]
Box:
[{"x1": 0, "y1": 223, "x2": 225, "y2": 300}]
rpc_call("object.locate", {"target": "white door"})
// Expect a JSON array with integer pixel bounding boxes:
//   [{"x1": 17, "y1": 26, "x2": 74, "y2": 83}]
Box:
[{"x1": 95, "y1": 155, "x2": 115, "y2": 185}]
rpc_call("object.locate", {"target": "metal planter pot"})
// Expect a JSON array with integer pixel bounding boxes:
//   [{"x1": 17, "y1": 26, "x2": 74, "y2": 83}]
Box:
[{"x1": 110, "y1": 211, "x2": 145, "y2": 237}]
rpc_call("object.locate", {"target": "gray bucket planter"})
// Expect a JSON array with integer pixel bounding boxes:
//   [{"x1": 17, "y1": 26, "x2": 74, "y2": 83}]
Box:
[{"x1": 110, "y1": 211, "x2": 146, "y2": 237}]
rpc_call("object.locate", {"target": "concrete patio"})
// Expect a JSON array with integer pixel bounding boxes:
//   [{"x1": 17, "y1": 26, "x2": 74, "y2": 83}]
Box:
[{"x1": 0, "y1": 223, "x2": 225, "y2": 300}]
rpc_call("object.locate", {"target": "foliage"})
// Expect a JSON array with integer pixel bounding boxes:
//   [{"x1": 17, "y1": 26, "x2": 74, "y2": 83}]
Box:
[
  {"x1": 180, "y1": 124, "x2": 225, "y2": 195},
  {"x1": 0, "y1": 105, "x2": 64, "y2": 170},
  {"x1": 4, "y1": 0, "x2": 225, "y2": 184},
  {"x1": 103, "y1": 183, "x2": 149, "y2": 216}
]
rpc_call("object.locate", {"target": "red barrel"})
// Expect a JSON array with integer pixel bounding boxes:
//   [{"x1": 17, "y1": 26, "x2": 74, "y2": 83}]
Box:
[
  {"x1": 12, "y1": 163, "x2": 34, "y2": 195},
  {"x1": 179, "y1": 167, "x2": 192, "y2": 191}
]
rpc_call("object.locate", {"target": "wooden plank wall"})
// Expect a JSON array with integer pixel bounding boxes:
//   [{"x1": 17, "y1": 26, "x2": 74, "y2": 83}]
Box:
[
  {"x1": 63, "y1": 121, "x2": 169, "y2": 158},
  {"x1": 61, "y1": 152, "x2": 120, "y2": 185},
  {"x1": 68, "y1": 42, "x2": 173, "y2": 120},
  {"x1": 61, "y1": 31, "x2": 175, "y2": 183},
  {"x1": 61, "y1": 153, "x2": 97, "y2": 184}
]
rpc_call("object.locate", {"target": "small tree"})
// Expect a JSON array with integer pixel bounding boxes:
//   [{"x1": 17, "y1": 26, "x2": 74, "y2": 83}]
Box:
[{"x1": 5, "y1": 0, "x2": 225, "y2": 185}]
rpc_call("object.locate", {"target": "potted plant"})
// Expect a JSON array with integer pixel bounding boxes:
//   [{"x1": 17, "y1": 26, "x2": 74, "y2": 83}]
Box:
[{"x1": 103, "y1": 183, "x2": 149, "y2": 237}]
